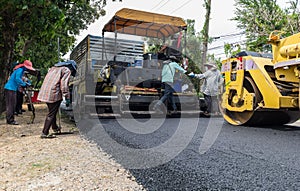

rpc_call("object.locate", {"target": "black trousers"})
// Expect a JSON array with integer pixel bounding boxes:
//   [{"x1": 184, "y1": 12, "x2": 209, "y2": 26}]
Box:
[
  {"x1": 204, "y1": 94, "x2": 219, "y2": 113},
  {"x1": 5, "y1": 89, "x2": 17, "y2": 123},
  {"x1": 42, "y1": 101, "x2": 61, "y2": 135},
  {"x1": 159, "y1": 82, "x2": 177, "y2": 110},
  {"x1": 16, "y1": 90, "x2": 24, "y2": 112}
]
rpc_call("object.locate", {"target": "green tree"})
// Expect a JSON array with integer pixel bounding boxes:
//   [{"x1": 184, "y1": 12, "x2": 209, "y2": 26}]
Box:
[
  {"x1": 285, "y1": 0, "x2": 300, "y2": 34},
  {"x1": 0, "y1": 0, "x2": 106, "y2": 113},
  {"x1": 224, "y1": 43, "x2": 241, "y2": 58},
  {"x1": 185, "y1": 19, "x2": 202, "y2": 71},
  {"x1": 232, "y1": 0, "x2": 287, "y2": 52}
]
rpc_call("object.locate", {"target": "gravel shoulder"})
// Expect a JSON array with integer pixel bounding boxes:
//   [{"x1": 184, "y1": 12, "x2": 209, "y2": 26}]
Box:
[{"x1": 0, "y1": 104, "x2": 144, "y2": 191}]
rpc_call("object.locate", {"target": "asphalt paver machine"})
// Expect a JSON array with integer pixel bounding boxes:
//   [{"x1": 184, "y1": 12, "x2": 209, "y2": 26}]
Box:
[{"x1": 71, "y1": 8, "x2": 200, "y2": 118}]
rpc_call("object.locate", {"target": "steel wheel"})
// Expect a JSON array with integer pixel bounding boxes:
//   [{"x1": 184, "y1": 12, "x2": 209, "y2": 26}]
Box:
[{"x1": 221, "y1": 76, "x2": 261, "y2": 125}]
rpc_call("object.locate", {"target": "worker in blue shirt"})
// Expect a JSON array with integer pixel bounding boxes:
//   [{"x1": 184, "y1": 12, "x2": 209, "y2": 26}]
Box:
[
  {"x1": 4, "y1": 60, "x2": 36, "y2": 125},
  {"x1": 153, "y1": 56, "x2": 186, "y2": 114},
  {"x1": 15, "y1": 72, "x2": 31, "y2": 115}
]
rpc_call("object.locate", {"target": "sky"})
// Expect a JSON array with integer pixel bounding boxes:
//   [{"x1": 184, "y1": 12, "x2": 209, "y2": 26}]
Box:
[{"x1": 70, "y1": 0, "x2": 289, "y2": 59}]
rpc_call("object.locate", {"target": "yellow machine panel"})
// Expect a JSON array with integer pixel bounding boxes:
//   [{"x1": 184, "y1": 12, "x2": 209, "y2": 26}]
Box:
[{"x1": 220, "y1": 31, "x2": 300, "y2": 126}]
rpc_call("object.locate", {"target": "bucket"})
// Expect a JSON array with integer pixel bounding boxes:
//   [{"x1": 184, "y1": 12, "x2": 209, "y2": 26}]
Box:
[{"x1": 134, "y1": 56, "x2": 143, "y2": 68}]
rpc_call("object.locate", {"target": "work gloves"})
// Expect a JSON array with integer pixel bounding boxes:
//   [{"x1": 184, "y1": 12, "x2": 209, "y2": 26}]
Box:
[
  {"x1": 65, "y1": 99, "x2": 71, "y2": 107},
  {"x1": 26, "y1": 82, "x2": 32, "y2": 87},
  {"x1": 188, "y1": 72, "x2": 195, "y2": 78},
  {"x1": 22, "y1": 82, "x2": 32, "y2": 88}
]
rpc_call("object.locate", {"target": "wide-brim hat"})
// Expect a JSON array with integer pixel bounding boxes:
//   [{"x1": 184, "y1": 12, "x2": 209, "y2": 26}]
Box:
[
  {"x1": 55, "y1": 60, "x2": 77, "y2": 76},
  {"x1": 204, "y1": 62, "x2": 216, "y2": 67},
  {"x1": 67, "y1": 60, "x2": 77, "y2": 71},
  {"x1": 169, "y1": 55, "x2": 180, "y2": 63},
  {"x1": 23, "y1": 60, "x2": 36, "y2": 71},
  {"x1": 55, "y1": 60, "x2": 77, "y2": 69},
  {"x1": 55, "y1": 61, "x2": 67, "y2": 67}
]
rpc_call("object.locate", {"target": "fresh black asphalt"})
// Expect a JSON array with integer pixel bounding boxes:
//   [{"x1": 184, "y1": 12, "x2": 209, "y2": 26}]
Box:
[{"x1": 77, "y1": 116, "x2": 300, "y2": 190}]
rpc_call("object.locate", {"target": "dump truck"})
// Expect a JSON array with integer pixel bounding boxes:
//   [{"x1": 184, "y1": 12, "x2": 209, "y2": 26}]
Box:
[
  {"x1": 70, "y1": 8, "x2": 200, "y2": 118},
  {"x1": 69, "y1": 34, "x2": 145, "y2": 118},
  {"x1": 220, "y1": 31, "x2": 300, "y2": 126}
]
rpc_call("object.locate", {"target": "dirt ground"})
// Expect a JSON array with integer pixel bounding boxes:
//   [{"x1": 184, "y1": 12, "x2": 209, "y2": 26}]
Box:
[
  {"x1": 0, "y1": 104, "x2": 71, "y2": 140},
  {"x1": 0, "y1": 103, "x2": 144, "y2": 191}
]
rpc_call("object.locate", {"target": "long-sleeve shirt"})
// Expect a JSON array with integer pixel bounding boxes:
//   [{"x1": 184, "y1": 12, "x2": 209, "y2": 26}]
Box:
[
  {"x1": 4, "y1": 67, "x2": 27, "y2": 91},
  {"x1": 195, "y1": 68, "x2": 222, "y2": 96},
  {"x1": 37, "y1": 66, "x2": 71, "y2": 103},
  {"x1": 161, "y1": 61, "x2": 186, "y2": 83}
]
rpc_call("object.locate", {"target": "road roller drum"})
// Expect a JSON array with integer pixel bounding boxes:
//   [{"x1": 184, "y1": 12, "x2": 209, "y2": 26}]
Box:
[{"x1": 220, "y1": 31, "x2": 300, "y2": 126}]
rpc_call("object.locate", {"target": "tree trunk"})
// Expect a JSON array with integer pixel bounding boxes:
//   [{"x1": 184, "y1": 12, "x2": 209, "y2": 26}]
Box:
[
  {"x1": 201, "y1": 0, "x2": 211, "y2": 69},
  {"x1": 0, "y1": 18, "x2": 18, "y2": 113},
  {"x1": 0, "y1": 47, "x2": 14, "y2": 114}
]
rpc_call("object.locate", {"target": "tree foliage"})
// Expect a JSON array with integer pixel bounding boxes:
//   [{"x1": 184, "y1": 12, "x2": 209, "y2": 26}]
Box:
[
  {"x1": 0, "y1": 0, "x2": 106, "y2": 112},
  {"x1": 232, "y1": 0, "x2": 287, "y2": 52},
  {"x1": 232, "y1": 0, "x2": 300, "y2": 53},
  {"x1": 224, "y1": 43, "x2": 241, "y2": 58},
  {"x1": 285, "y1": 0, "x2": 300, "y2": 34}
]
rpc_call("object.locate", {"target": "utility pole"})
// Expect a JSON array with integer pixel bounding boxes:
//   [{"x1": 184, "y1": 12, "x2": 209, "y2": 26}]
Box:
[
  {"x1": 201, "y1": 0, "x2": 211, "y2": 69},
  {"x1": 57, "y1": 37, "x2": 60, "y2": 62}
]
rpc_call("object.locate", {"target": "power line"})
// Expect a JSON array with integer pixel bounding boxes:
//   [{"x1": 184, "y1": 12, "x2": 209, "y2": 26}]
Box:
[
  {"x1": 211, "y1": 31, "x2": 245, "y2": 40},
  {"x1": 208, "y1": 45, "x2": 225, "y2": 51},
  {"x1": 208, "y1": 40, "x2": 247, "y2": 51},
  {"x1": 156, "y1": 0, "x2": 171, "y2": 11},
  {"x1": 170, "y1": 0, "x2": 194, "y2": 14},
  {"x1": 214, "y1": 53, "x2": 226, "y2": 57},
  {"x1": 218, "y1": 31, "x2": 245, "y2": 38},
  {"x1": 151, "y1": 0, "x2": 166, "y2": 10}
]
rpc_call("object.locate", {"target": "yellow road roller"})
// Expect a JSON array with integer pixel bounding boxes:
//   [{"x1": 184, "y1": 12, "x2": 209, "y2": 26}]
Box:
[{"x1": 220, "y1": 31, "x2": 300, "y2": 126}]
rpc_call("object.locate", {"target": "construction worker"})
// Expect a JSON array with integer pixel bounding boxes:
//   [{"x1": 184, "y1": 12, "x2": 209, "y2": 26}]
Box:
[
  {"x1": 189, "y1": 62, "x2": 222, "y2": 116},
  {"x1": 153, "y1": 56, "x2": 186, "y2": 114},
  {"x1": 15, "y1": 72, "x2": 31, "y2": 115},
  {"x1": 38, "y1": 60, "x2": 77, "y2": 139},
  {"x1": 4, "y1": 60, "x2": 35, "y2": 125}
]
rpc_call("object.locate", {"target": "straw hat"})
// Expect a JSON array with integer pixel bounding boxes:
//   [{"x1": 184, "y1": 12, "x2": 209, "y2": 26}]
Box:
[
  {"x1": 204, "y1": 62, "x2": 216, "y2": 68},
  {"x1": 169, "y1": 55, "x2": 181, "y2": 63}
]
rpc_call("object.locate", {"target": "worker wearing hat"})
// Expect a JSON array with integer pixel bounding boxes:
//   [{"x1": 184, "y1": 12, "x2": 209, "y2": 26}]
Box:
[
  {"x1": 4, "y1": 60, "x2": 35, "y2": 125},
  {"x1": 15, "y1": 71, "x2": 31, "y2": 115},
  {"x1": 153, "y1": 55, "x2": 186, "y2": 114},
  {"x1": 189, "y1": 62, "x2": 223, "y2": 116},
  {"x1": 38, "y1": 60, "x2": 77, "y2": 138}
]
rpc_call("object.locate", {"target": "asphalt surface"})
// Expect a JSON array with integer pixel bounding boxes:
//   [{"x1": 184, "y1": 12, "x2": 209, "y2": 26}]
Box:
[{"x1": 77, "y1": 115, "x2": 300, "y2": 191}]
